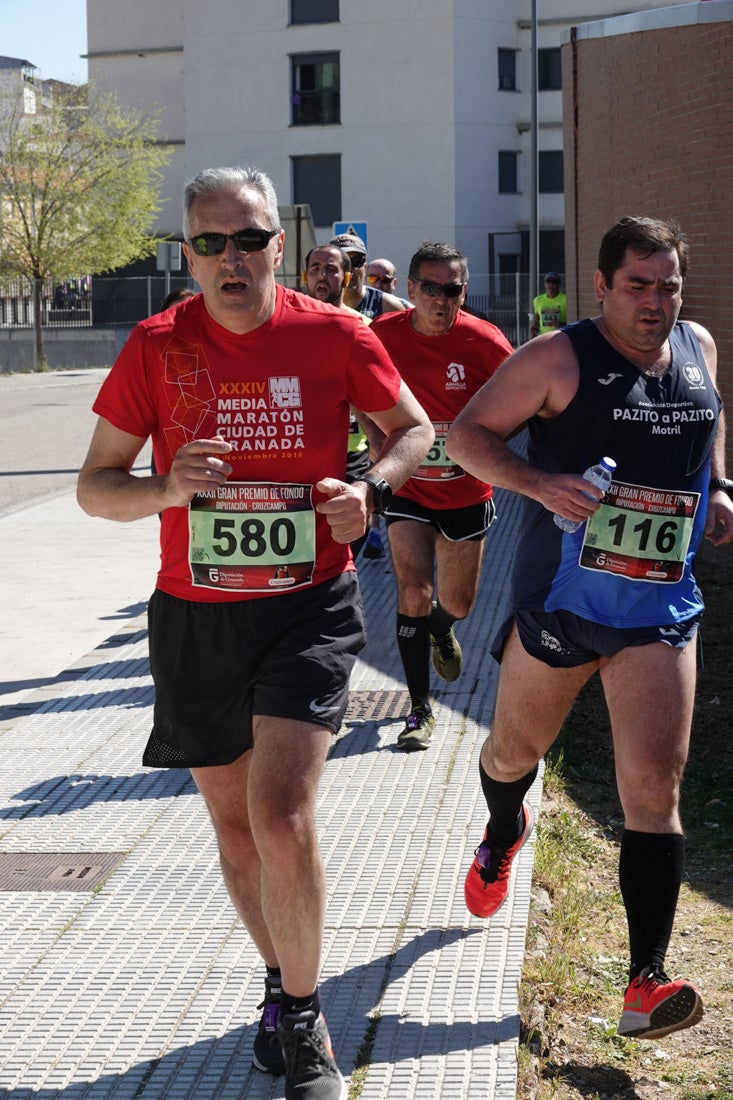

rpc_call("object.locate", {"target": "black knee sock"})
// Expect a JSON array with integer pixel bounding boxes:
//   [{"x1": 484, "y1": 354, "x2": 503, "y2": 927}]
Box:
[
  {"x1": 396, "y1": 613, "x2": 431, "y2": 710},
  {"x1": 428, "y1": 600, "x2": 457, "y2": 638},
  {"x1": 479, "y1": 759, "x2": 538, "y2": 843},
  {"x1": 619, "y1": 829, "x2": 684, "y2": 980},
  {"x1": 280, "y1": 987, "x2": 321, "y2": 1020},
  {"x1": 265, "y1": 965, "x2": 282, "y2": 994}
]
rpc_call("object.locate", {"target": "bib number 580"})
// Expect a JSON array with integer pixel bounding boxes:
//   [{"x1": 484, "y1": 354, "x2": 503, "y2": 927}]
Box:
[{"x1": 212, "y1": 517, "x2": 296, "y2": 558}]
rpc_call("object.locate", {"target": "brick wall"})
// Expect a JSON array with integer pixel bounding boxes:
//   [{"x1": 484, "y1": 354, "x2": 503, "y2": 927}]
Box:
[{"x1": 563, "y1": 21, "x2": 733, "y2": 464}]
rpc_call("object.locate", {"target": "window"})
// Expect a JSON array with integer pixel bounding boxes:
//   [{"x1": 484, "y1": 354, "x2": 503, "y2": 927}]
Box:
[
  {"x1": 498, "y1": 151, "x2": 518, "y2": 194},
  {"x1": 498, "y1": 48, "x2": 518, "y2": 91},
  {"x1": 23, "y1": 86, "x2": 37, "y2": 114},
  {"x1": 538, "y1": 48, "x2": 562, "y2": 91},
  {"x1": 291, "y1": 53, "x2": 340, "y2": 126},
  {"x1": 539, "y1": 151, "x2": 564, "y2": 193},
  {"x1": 290, "y1": 0, "x2": 339, "y2": 23},
  {"x1": 498, "y1": 253, "x2": 521, "y2": 296},
  {"x1": 293, "y1": 155, "x2": 341, "y2": 226}
]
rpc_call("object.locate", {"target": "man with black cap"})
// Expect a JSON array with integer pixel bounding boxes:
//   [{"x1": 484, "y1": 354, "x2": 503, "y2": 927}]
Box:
[
  {"x1": 329, "y1": 232, "x2": 408, "y2": 319},
  {"x1": 530, "y1": 271, "x2": 567, "y2": 338}
]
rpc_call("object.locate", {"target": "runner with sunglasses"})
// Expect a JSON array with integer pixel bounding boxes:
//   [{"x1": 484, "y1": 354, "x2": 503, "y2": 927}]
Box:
[
  {"x1": 370, "y1": 241, "x2": 513, "y2": 750},
  {"x1": 329, "y1": 232, "x2": 408, "y2": 319},
  {"x1": 77, "y1": 166, "x2": 434, "y2": 1100},
  {"x1": 365, "y1": 258, "x2": 412, "y2": 309}
]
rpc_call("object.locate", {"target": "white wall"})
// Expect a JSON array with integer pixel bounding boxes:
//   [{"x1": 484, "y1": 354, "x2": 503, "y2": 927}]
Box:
[{"x1": 86, "y1": 0, "x2": 696, "y2": 291}]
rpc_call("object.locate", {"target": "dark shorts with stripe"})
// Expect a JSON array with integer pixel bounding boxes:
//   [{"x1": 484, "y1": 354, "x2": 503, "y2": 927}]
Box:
[
  {"x1": 143, "y1": 571, "x2": 366, "y2": 769},
  {"x1": 491, "y1": 607, "x2": 700, "y2": 668},
  {"x1": 385, "y1": 495, "x2": 496, "y2": 542}
]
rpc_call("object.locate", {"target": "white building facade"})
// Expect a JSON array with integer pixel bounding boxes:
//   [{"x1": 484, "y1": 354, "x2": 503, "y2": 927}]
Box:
[{"x1": 86, "y1": 0, "x2": 692, "y2": 299}]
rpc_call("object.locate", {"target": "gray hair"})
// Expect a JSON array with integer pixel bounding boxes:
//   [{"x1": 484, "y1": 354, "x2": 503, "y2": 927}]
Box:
[{"x1": 183, "y1": 166, "x2": 281, "y2": 238}]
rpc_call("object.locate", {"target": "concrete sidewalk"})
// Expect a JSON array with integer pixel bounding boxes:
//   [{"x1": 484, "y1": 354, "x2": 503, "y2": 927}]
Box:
[{"x1": 0, "y1": 486, "x2": 541, "y2": 1100}]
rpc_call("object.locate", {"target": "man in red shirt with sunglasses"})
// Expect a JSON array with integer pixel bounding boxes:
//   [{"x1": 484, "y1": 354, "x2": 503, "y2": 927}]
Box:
[
  {"x1": 77, "y1": 166, "x2": 433, "y2": 1100},
  {"x1": 371, "y1": 241, "x2": 513, "y2": 750}
]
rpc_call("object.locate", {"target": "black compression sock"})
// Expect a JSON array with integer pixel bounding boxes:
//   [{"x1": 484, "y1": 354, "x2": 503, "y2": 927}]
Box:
[
  {"x1": 265, "y1": 965, "x2": 282, "y2": 993},
  {"x1": 619, "y1": 830, "x2": 684, "y2": 980},
  {"x1": 396, "y1": 613, "x2": 431, "y2": 709},
  {"x1": 479, "y1": 759, "x2": 538, "y2": 843}
]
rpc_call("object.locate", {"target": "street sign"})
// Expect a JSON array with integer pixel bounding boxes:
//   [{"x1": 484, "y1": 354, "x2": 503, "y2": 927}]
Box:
[
  {"x1": 332, "y1": 221, "x2": 368, "y2": 249},
  {"x1": 156, "y1": 242, "x2": 182, "y2": 272}
]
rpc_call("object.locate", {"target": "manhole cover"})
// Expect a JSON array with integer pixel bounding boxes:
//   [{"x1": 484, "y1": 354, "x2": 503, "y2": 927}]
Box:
[
  {"x1": 0, "y1": 852, "x2": 126, "y2": 892},
  {"x1": 344, "y1": 690, "x2": 411, "y2": 723}
]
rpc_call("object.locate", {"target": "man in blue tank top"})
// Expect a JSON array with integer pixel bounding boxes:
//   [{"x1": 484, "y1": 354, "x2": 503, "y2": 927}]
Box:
[{"x1": 446, "y1": 216, "x2": 733, "y2": 1042}]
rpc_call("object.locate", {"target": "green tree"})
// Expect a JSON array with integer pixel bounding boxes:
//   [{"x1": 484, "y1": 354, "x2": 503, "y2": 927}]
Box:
[{"x1": 0, "y1": 82, "x2": 173, "y2": 366}]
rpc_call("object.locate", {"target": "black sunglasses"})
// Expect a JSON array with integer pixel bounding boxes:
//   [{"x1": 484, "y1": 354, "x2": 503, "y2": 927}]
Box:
[
  {"x1": 187, "y1": 228, "x2": 278, "y2": 257},
  {"x1": 348, "y1": 254, "x2": 366, "y2": 269},
  {"x1": 411, "y1": 278, "x2": 465, "y2": 299}
]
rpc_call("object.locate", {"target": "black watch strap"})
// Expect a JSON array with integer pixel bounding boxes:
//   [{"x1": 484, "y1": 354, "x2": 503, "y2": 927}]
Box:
[
  {"x1": 356, "y1": 472, "x2": 393, "y2": 516},
  {"x1": 709, "y1": 478, "x2": 733, "y2": 495}
]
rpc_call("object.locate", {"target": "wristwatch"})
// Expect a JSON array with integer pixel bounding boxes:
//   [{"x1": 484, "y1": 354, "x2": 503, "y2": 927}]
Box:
[
  {"x1": 709, "y1": 478, "x2": 733, "y2": 496},
  {"x1": 356, "y1": 472, "x2": 393, "y2": 516}
]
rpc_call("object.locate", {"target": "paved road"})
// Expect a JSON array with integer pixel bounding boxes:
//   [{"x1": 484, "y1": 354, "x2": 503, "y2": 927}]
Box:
[
  {"x1": 0, "y1": 369, "x2": 158, "y2": 709},
  {"x1": 0, "y1": 368, "x2": 114, "y2": 514}
]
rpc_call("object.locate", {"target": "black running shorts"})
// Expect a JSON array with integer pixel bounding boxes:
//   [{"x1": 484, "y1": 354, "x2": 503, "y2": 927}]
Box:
[
  {"x1": 143, "y1": 572, "x2": 366, "y2": 768},
  {"x1": 384, "y1": 496, "x2": 496, "y2": 542},
  {"x1": 491, "y1": 607, "x2": 700, "y2": 669}
]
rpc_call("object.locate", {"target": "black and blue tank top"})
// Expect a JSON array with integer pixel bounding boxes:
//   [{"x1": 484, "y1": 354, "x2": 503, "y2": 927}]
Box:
[{"x1": 512, "y1": 319, "x2": 721, "y2": 627}]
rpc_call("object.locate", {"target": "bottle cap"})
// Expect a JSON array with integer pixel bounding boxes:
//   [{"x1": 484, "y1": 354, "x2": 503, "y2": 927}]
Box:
[{"x1": 601, "y1": 457, "x2": 617, "y2": 470}]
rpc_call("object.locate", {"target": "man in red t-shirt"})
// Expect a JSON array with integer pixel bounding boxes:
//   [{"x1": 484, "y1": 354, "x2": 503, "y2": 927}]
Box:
[
  {"x1": 77, "y1": 166, "x2": 433, "y2": 1099},
  {"x1": 372, "y1": 241, "x2": 513, "y2": 750}
]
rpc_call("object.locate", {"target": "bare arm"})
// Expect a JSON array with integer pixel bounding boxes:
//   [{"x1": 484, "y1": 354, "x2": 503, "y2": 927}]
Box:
[
  {"x1": 77, "y1": 417, "x2": 233, "y2": 522},
  {"x1": 381, "y1": 291, "x2": 410, "y2": 314},
  {"x1": 690, "y1": 321, "x2": 733, "y2": 546},
  {"x1": 446, "y1": 331, "x2": 608, "y2": 525},
  {"x1": 316, "y1": 381, "x2": 434, "y2": 542},
  {"x1": 351, "y1": 407, "x2": 386, "y2": 462}
]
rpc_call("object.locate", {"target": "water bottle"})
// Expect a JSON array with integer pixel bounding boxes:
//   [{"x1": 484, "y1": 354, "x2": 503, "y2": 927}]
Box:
[{"x1": 553, "y1": 457, "x2": 617, "y2": 533}]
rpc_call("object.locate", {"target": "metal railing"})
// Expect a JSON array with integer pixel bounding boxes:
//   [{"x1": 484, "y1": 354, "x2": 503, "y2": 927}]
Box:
[{"x1": 1, "y1": 273, "x2": 540, "y2": 347}]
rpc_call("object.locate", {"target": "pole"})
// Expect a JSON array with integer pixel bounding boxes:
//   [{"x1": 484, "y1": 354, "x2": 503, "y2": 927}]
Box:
[
  {"x1": 529, "y1": 0, "x2": 539, "y2": 323},
  {"x1": 515, "y1": 270, "x2": 521, "y2": 347}
]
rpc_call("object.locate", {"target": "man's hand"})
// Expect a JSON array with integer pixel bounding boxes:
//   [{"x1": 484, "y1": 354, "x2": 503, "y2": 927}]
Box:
[
  {"x1": 705, "y1": 490, "x2": 733, "y2": 546},
  {"x1": 315, "y1": 478, "x2": 369, "y2": 544},
  {"x1": 537, "y1": 472, "x2": 605, "y2": 524},
  {"x1": 164, "y1": 437, "x2": 233, "y2": 508}
]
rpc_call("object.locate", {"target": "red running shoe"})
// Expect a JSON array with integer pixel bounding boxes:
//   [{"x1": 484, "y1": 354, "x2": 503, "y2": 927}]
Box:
[
  {"x1": 464, "y1": 801, "x2": 534, "y2": 918},
  {"x1": 617, "y1": 966, "x2": 703, "y2": 1039}
]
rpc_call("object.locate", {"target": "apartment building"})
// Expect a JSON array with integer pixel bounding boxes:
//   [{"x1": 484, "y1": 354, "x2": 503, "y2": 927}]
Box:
[{"x1": 85, "y1": 0, "x2": 694, "y2": 296}]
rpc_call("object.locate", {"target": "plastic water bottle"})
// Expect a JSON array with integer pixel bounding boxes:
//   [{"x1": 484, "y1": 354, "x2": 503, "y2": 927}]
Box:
[{"x1": 553, "y1": 457, "x2": 617, "y2": 533}]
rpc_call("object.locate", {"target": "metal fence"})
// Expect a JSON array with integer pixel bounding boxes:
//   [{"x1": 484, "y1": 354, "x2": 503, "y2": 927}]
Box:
[{"x1": 0, "y1": 273, "x2": 536, "y2": 347}]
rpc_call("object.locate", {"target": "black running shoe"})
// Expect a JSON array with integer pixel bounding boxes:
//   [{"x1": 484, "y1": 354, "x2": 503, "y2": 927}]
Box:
[
  {"x1": 362, "y1": 528, "x2": 385, "y2": 559},
  {"x1": 252, "y1": 978, "x2": 285, "y2": 1075},
  {"x1": 278, "y1": 1009, "x2": 346, "y2": 1099}
]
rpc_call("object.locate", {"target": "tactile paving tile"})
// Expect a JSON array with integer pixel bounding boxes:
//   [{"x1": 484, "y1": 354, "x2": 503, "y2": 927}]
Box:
[{"x1": 0, "y1": 482, "x2": 538, "y2": 1099}]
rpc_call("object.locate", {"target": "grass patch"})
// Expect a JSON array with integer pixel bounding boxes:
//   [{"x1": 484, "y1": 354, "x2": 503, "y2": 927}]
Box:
[{"x1": 518, "y1": 549, "x2": 733, "y2": 1100}]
